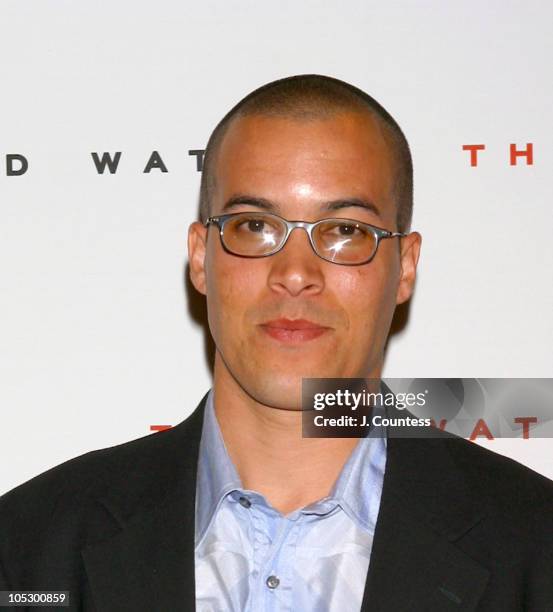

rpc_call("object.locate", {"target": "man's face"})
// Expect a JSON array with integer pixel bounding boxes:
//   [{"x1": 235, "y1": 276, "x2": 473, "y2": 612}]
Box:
[{"x1": 189, "y1": 111, "x2": 420, "y2": 409}]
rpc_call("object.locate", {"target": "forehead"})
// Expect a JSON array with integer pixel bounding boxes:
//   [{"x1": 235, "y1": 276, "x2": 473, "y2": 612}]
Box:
[{"x1": 212, "y1": 111, "x2": 397, "y2": 218}]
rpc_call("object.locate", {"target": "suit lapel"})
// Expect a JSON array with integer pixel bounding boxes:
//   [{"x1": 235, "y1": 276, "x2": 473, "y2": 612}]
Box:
[
  {"x1": 82, "y1": 479, "x2": 197, "y2": 612},
  {"x1": 360, "y1": 425, "x2": 490, "y2": 611},
  {"x1": 82, "y1": 395, "x2": 207, "y2": 612}
]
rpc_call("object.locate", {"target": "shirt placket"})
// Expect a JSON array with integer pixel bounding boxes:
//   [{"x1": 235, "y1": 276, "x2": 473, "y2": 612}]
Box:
[{"x1": 246, "y1": 501, "x2": 300, "y2": 612}]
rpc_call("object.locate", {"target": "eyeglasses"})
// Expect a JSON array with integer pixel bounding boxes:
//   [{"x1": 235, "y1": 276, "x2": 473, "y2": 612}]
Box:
[{"x1": 205, "y1": 211, "x2": 406, "y2": 266}]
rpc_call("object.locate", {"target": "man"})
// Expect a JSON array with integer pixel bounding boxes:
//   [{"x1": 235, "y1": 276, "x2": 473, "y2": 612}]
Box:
[{"x1": 1, "y1": 75, "x2": 552, "y2": 611}]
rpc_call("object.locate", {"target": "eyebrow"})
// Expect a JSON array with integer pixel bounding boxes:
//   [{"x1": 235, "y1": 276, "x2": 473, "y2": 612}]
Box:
[
  {"x1": 221, "y1": 195, "x2": 382, "y2": 218},
  {"x1": 324, "y1": 198, "x2": 381, "y2": 218},
  {"x1": 222, "y1": 195, "x2": 277, "y2": 213}
]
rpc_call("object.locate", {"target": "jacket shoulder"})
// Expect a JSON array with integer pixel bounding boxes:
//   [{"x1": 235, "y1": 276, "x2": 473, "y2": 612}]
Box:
[
  {"x1": 0, "y1": 401, "x2": 205, "y2": 559},
  {"x1": 443, "y1": 434, "x2": 553, "y2": 500},
  {"x1": 439, "y1": 435, "x2": 553, "y2": 551}
]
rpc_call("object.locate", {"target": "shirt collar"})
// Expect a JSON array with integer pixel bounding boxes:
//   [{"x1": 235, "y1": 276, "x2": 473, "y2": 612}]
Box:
[
  {"x1": 195, "y1": 389, "x2": 387, "y2": 544},
  {"x1": 195, "y1": 389, "x2": 241, "y2": 546},
  {"x1": 327, "y1": 429, "x2": 387, "y2": 534}
]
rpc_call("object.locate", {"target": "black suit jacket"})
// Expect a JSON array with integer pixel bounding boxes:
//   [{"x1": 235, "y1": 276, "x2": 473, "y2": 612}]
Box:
[{"x1": 1, "y1": 392, "x2": 553, "y2": 611}]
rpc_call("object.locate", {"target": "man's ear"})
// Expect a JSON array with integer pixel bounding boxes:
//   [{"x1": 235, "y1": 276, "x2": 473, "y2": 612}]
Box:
[
  {"x1": 396, "y1": 231, "x2": 422, "y2": 305},
  {"x1": 188, "y1": 221, "x2": 208, "y2": 296}
]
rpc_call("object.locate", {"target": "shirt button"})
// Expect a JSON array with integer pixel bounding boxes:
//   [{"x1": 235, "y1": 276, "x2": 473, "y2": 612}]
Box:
[
  {"x1": 266, "y1": 575, "x2": 280, "y2": 589},
  {"x1": 238, "y1": 496, "x2": 251, "y2": 508}
]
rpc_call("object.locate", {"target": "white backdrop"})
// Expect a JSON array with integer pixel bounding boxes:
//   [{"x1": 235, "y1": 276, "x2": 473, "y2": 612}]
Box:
[{"x1": 1, "y1": 0, "x2": 552, "y2": 495}]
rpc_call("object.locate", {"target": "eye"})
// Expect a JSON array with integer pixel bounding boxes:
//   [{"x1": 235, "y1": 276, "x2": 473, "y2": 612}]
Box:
[
  {"x1": 246, "y1": 219, "x2": 265, "y2": 233},
  {"x1": 230, "y1": 214, "x2": 281, "y2": 236},
  {"x1": 336, "y1": 223, "x2": 358, "y2": 236},
  {"x1": 325, "y1": 221, "x2": 367, "y2": 238}
]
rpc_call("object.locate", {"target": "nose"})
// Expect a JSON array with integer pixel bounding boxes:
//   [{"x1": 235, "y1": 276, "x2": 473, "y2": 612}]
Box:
[{"x1": 267, "y1": 227, "x2": 325, "y2": 297}]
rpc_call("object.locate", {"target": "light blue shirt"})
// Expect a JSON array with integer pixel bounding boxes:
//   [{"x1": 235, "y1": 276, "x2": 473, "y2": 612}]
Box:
[{"x1": 195, "y1": 390, "x2": 387, "y2": 612}]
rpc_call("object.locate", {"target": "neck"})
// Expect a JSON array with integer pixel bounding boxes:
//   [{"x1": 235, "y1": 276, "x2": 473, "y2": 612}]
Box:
[{"x1": 212, "y1": 357, "x2": 377, "y2": 515}]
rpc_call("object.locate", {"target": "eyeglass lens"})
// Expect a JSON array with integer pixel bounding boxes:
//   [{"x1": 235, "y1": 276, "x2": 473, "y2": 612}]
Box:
[{"x1": 220, "y1": 213, "x2": 378, "y2": 264}]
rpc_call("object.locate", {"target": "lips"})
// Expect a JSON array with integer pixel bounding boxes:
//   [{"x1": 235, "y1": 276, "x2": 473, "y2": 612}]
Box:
[{"x1": 260, "y1": 318, "x2": 330, "y2": 342}]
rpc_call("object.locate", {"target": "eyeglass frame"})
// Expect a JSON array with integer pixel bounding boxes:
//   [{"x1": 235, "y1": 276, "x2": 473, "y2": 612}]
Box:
[{"x1": 204, "y1": 211, "x2": 407, "y2": 266}]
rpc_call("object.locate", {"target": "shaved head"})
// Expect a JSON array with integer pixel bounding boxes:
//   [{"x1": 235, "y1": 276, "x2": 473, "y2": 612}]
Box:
[{"x1": 199, "y1": 74, "x2": 413, "y2": 232}]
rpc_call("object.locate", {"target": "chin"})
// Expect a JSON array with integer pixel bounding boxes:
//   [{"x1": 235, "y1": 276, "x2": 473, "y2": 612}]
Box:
[
  {"x1": 238, "y1": 362, "x2": 355, "y2": 411},
  {"x1": 240, "y1": 375, "x2": 304, "y2": 411}
]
